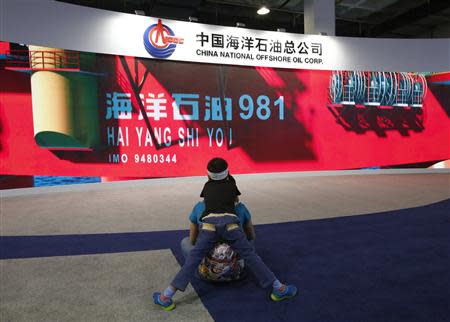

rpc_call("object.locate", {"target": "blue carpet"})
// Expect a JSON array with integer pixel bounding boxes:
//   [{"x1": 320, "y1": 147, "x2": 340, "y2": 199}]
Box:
[{"x1": 1, "y1": 199, "x2": 449, "y2": 322}]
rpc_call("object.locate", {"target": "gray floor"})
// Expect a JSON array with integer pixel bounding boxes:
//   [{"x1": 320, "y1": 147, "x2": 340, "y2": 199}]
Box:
[
  {"x1": 1, "y1": 170, "x2": 449, "y2": 236},
  {"x1": 1, "y1": 169, "x2": 449, "y2": 321},
  {"x1": 1, "y1": 251, "x2": 213, "y2": 322}
]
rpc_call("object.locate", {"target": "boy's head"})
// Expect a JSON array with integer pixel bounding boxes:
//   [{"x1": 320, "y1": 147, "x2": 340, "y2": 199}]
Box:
[{"x1": 207, "y1": 157, "x2": 228, "y2": 181}]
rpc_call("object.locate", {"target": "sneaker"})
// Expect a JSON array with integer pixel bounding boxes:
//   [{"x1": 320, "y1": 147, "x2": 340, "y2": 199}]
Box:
[
  {"x1": 270, "y1": 284, "x2": 298, "y2": 302},
  {"x1": 153, "y1": 292, "x2": 176, "y2": 311}
]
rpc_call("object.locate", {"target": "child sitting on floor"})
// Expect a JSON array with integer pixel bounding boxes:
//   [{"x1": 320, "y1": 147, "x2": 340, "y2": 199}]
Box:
[{"x1": 153, "y1": 157, "x2": 297, "y2": 311}]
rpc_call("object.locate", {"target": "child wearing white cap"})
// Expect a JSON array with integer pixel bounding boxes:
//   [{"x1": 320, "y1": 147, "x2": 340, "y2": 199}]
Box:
[{"x1": 153, "y1": 157, "x2": 297, "y2": 311}]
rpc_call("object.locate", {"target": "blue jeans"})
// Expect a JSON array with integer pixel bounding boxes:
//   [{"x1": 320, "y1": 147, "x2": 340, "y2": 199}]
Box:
[
  {"x1": 171, "y1": 214, "x2": 276, "y2": 291},
  {"x1": 181, "y1": 236, "x2": 195, "y2": 260},
  {"x1": 181, "y1": 236, "x2": 255, "y2": 260}
]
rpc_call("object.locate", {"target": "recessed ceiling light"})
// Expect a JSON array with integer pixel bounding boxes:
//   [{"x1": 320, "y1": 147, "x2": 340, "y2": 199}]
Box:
[{"x1": 257, "y1": 6, "x2": 270, "y2": 15}]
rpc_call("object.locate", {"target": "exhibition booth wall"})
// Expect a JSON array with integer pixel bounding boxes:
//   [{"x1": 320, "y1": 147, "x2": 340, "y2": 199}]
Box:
[{"x1": 0, "y1": 0, "x2": 449, "y2": 179}]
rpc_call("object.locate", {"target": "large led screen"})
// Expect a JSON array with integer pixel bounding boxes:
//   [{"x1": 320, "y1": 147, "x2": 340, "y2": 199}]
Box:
[{"x1": 0, "y1": 42, "x2": 449, "y2": 178}]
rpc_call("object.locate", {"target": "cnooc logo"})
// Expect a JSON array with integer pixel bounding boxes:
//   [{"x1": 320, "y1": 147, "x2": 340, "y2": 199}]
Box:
[{"x1": 143, "y1": 19, "x2": 184, "y2": 58}]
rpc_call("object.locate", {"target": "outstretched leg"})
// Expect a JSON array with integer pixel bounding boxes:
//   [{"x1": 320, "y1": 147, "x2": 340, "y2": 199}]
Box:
[
  {"x1": 171, "y1": 230, "x2": 218, "y2": 291},
  {"x1": 226, "y1": 227, "x2": 298, "y2": 301},
  {"x1": 154, "y1": 228, "x2": 218, "y2": 310}
]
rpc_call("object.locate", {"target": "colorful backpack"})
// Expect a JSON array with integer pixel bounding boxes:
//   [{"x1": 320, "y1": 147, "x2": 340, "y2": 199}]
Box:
[{"x1": 198, "y1": 243, "x2": 246, "y2": 282}]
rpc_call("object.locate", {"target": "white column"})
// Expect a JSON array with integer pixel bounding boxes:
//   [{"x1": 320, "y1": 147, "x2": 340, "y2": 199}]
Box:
[{"x1": 304, "y1": 0, "x2": 335, "y2": 36}]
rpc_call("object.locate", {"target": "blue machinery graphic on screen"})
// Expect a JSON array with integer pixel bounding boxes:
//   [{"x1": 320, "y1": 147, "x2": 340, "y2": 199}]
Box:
[
  {"x1": 143, "y1": 19, "x2": 184, "y2": 58},
  {"x1": 329, "y1": 71, "x2": 427, "y2": 107}
]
